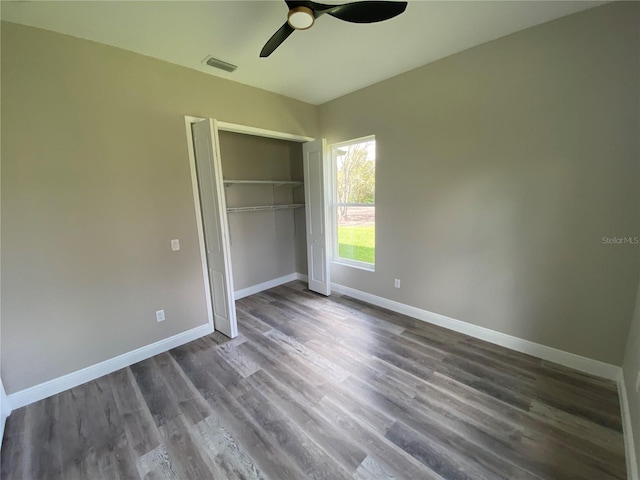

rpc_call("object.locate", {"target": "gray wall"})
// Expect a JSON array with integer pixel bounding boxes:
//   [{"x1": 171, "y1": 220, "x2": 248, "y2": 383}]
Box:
[
  {"x1": 218, "y1": 132, "x2": 307, "y2": 291},
  {"x1": 623, "y1": 281, "x2": 640, "y2": 475},
  {"x1": 319, "y1": 2, "x2": 639, "y2": 365},
  {"x1": 0, "y1": 22, "x2": 319, "y2": 394},
  {"x1": 2, "y1": 2, "x2": 638, "y2": 398}
]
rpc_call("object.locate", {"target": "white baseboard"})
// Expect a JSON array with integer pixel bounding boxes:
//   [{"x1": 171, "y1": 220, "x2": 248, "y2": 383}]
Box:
[
  {"x1": 296, "y1": 273, "x2": 308, "y2": 282},
  {"x1": 235, "y1": 273, "x2": 301, "y2": 300},
  {"x1": 618, "y1": 372, "x2": 639, "y2": 480},
  {"x1": 330, "y1": 282, "x2": 621, "y2": 381},
  {"x1": 7, "y1": 323, "x2": 213, "y2": 411}
]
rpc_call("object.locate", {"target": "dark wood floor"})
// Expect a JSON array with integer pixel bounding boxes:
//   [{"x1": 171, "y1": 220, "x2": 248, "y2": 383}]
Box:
[{"x1": 2, "y1": 281, "x2": 627, "y2": 479}]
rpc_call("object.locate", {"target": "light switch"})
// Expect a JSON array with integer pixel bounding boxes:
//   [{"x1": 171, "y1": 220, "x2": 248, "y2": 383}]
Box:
[
  {"x1": 156, "y1": 309, "x2": 165, "y2": 322},
  {"x1": 171, "y1": 239, "x2": 180, "y2": 251}
]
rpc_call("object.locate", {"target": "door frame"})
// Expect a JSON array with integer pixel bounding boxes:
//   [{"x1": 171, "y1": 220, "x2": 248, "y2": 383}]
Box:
[{"x1": 185, "y1": 116, "x2": 324, "y2": 336}]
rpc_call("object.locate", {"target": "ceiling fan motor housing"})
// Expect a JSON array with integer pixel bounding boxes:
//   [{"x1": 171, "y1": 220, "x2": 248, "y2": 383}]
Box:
[{"x1": 287, "y1": 6, "x2": 315, "y2": 30}]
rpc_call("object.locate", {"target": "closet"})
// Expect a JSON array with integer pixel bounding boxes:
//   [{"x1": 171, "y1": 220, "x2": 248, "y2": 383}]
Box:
[
  {"x1": 187, "y1": 118, "x2": 329, "y2": 339},
  {"x1": 218, "y1": 131, "x2": 307, "y2": 297}
]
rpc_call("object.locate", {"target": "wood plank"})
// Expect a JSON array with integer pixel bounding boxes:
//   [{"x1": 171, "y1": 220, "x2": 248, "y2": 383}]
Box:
[
  {"x1": 192, "y1": 415, "x2": 266, "y2": 480},
  {"x1": 237, "y1": 307, "x2": 274, "y2": 333},
  {"x1": 305, "y1": 339, "x2": 425, "y2": 402},
  {"x1": 319, "y1": 382, "x2": 396, "y2": 437},
  {"x1": 274, "y1": 286, "x2": 406, "y2": 336},
  {"x1": 316, "y1": 395, "x2": 444, "y2": 480},
  {"x1": 157, "y1": 414, "x2": 214, "y2": 480},
  {"x1": 531, "y1": 375, "x2": 622, "y2": 431},
  {"x1": 235, "y1": 387, "x2": 353, "y2": 480},
  {"x1": 0, "y1": 408, "x2": 29, "y2": 480},
  {"x1": 436, "y1": 361, "x2": 533, "y2": 411},
  {"x1": 247, "y1": 368, "x2": 368, "y2": 472},
  {"x1": 29, "y1": 396, "x2": 63, "y2": 480},
  {"x1": 3, "y1": 406, "x2": 26, "y2": 439},
  {"x1": 215, "y1": 339, "x2": 262, "y2": 378},
  {"x1": 55, "y1": 389, "x2": 92, "y2": 480},
  {"x1": 385, "y1": 421, "x2": 515, "y2": 480},
  {"x1": 263, "y1": 328, "x2": 350, "y2": 383},
  {"x1": 153, "y1": 353, "x2": 212, "y2": 426},
  {"x1": 540, "y1": 361, "x2": 619, "y2": 394},
  {"x1": 171, "y1": 338, "x2": 253, "y2": 398},
  {"x1": 528, "y1": 400, "x2": 624, "y2": 453},
  {"x1": 355, "y1": 455, "x2": 397, "y2": 480},
  {"x1": 136, "y1": 444, "x2": 179, "y2": 480},
  {"x1": 237, "y1": 341, "x2": 328, "y2": 404},
  {"x1": 108, "y1": 368, "x2": 163, "y2": 457},
  {"x1": 129, "y1": 358, "x2": 181, "y2": 428},
  {"x1": 246, "y1": 303, "x2": 315, "y2": 343},
  {"x1": 441, "y1": 354, "x2": 536, "y2": 399},
  {"x1": 95, "y1": 437, "x2": 139, "y2": 480}
]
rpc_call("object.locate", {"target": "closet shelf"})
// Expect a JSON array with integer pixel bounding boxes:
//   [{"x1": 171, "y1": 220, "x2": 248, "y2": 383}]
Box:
[
  {"x1": 226, "y1": 204, "x2": 305, "y2": 213},
  {"x1": 224, "y1": 180, "x2": 303, "y2": 188}
]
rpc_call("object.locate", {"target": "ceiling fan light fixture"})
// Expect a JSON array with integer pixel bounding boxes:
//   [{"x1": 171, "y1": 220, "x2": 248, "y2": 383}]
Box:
[{"x1": 287, "y1": 6, "x2": 315, "y2": 30}]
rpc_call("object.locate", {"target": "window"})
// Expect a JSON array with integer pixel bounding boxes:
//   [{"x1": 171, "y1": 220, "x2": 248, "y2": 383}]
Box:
[{"x1": 331, "y1": 136, "x2": 376, "y2": 270}]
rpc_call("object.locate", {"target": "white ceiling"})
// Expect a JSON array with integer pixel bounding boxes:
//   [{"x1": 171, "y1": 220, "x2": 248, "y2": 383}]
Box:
[{"x1": 1, "y1": 0, "x2": 603, "y2": 105}]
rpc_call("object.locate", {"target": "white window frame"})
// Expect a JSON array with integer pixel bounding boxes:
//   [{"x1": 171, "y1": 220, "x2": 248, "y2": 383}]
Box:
[{"x1": 330, "y1": 135, "x2": 376, "y2": 272}]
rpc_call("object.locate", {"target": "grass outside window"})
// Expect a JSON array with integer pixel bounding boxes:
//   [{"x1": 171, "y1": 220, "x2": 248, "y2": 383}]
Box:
[{"x1": 337, "y1": 225, "x2": 375, "y2": 264}]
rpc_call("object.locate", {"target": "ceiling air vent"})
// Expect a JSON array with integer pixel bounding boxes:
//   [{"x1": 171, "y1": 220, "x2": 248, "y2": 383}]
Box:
[{"x1": 202, "y1": 55, "x2": 237, "y2": 73}]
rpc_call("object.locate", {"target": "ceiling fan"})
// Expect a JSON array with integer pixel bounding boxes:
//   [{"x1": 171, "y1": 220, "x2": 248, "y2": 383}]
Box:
[{"x1": 260, "y1": 0, "x2": 408, "y2": 57}]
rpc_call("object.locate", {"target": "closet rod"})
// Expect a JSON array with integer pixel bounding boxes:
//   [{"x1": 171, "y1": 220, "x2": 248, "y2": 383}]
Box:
[
  {"x1": 226, "y1": 204, "x2": 305, "y2": 213},
  {"x1": 224, "y1": 180, "x2": 303, "y2": 188}
]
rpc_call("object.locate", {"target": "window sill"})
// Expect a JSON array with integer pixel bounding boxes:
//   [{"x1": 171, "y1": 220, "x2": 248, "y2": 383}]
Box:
[{"x1": 331, "y1": 259, "x2": 375, "y2": 272}]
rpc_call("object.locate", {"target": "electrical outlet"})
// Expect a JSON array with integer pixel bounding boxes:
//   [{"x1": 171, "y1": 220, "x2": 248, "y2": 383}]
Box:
[
  {"x1": 156, "y1": 309, "x2": 165, "y2": 322},
  {"x1": 171, "y1": 239, "x2": 180, "y2": 251},
  {"x1": 394, "y1": 278, "x2": 401, "y2": 288},
  {"x1": 635, "y1": 371, "x2": 640, "y2": 392}
]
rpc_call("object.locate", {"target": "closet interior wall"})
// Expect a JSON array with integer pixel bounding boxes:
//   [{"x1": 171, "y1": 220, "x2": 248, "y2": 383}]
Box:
[{"x1": 218, "y1": 131, "x2": 308, "y2": 292}]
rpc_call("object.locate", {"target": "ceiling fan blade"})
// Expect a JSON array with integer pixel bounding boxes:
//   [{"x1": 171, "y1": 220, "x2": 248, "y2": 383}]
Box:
[
  {"x1": 260, "y1": 22, "x2": 296, "y2": 57},
  {"x1": 326, "y1": 1, "x2": 407, "y2": 23},
  {"x1": 285, "y1": 0, "x2": 327, "y2": 11}
]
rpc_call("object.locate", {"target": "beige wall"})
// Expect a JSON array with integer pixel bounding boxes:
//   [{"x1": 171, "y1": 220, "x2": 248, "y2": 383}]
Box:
[
  {"x1": 623, "y1": 282, "x2": 640, "y2": 474},
  {"x1": 0, "y1": 22, "x2": 319, "y2": 394},
  {"x1": 319, "y1": 2, "x2": 639, "y2": 365},
  {"x1": 218, "y1": 131, "x2": 307, "y2": 291}
]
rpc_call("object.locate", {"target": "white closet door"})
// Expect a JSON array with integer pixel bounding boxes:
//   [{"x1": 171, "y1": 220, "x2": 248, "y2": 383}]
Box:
[
  {"x1": 191, "y1": 119, "x2": 237, "y2": 338},
  {"x1": 303, "y1": 139, "x2": 331, "y2": 296}
]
